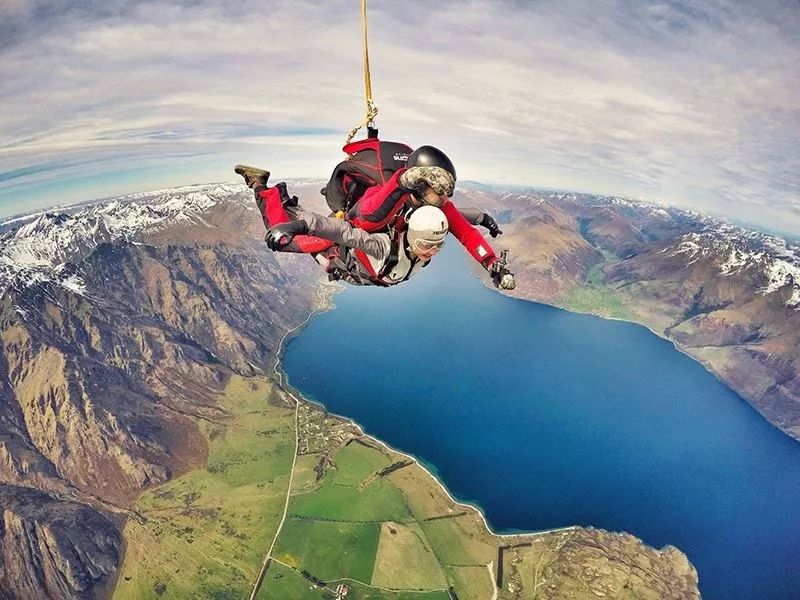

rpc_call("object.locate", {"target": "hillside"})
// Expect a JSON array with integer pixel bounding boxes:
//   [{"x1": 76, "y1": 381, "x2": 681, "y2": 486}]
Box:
[{"x1": 0, "y1": 184, "x2": 320, "y2": 597}]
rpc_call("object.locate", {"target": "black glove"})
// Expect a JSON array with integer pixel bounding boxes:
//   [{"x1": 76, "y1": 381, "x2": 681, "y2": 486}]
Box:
[
  {"x1": 489, "y1": 259, "x2": 516, "y2": 290},
  {"x1": 480, "y1": 213, "x2": 503, "y2": 238},
  {"x1": 265, "y1": 220, "x2": 309, "y2": 251}
]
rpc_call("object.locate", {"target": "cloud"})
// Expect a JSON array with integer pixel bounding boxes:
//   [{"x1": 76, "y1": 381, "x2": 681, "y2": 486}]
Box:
[{"x1": 0, "y1": 0, "x2": 799, "y2": 232}]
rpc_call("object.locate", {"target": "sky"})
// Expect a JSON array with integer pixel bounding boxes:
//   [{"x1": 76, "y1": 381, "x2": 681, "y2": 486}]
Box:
[{"x1": 1, "y1": 0, "x2": 799, "y2": 233}]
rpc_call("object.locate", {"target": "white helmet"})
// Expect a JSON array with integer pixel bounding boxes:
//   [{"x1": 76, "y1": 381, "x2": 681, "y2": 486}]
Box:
[{"x1": 406, "y1": 205, "x2": 449, "y2": 252}]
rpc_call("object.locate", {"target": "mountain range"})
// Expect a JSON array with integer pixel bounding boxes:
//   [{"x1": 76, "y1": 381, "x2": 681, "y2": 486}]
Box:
[
  {"x1": 0, "y1": 184, "x2": 320, "y2": 597},
  {"x1": 3, "y1": 178, "x2": 789, "y2": 597}
]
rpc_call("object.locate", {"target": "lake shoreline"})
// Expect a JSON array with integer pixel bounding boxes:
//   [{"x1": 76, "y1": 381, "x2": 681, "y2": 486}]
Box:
[
  {"x1": 280, "y1": 254, "x2": 800, "y2": 599},
  {"x1": 277, "y1": 279, "x2": 687, "y2": 548}
]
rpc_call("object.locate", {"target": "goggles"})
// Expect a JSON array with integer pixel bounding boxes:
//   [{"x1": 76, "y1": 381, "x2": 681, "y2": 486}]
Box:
[{"x1": 413, "y1": 238, "x2": 446, "y2": 252}]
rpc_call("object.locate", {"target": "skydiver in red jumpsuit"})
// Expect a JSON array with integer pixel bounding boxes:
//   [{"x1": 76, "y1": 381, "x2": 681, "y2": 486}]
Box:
[{"x1": 235, "y1": 143, "x2": 515, "y2": 289}]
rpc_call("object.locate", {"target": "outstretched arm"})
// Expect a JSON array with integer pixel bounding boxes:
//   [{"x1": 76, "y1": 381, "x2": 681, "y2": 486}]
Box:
[
  {"x1": 445, "y1": 206, "x2": 515, "y2": 289},
  {"x1": 443, "y1": 202, "x2": 497, "y2": 267}
]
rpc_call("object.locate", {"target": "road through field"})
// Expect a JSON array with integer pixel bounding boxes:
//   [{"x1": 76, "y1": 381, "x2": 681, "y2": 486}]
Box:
[{"x1": 249, "y1": 283, "x2": 333, "y2": 600}]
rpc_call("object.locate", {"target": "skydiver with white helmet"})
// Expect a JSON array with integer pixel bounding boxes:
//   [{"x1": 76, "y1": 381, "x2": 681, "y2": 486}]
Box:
[
  {"x1": 269, "y1": 203, "x2": 453, "y2": 286},
  {"x1": 234, "y1": 140, "x2": 515, "y2": 289}
]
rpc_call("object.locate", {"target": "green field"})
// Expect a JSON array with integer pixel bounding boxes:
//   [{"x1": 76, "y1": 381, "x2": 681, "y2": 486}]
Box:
[
  {"x1": 330, "y1": 441, "x2": 392, "y2": 484},
  {"x1": 274, "y1": 518, "x2": 380, "y2": 581},
  {"x1": 444, "y1": 566, "x2": 496, "y2": 600},
  {"x1": 113, "y1": 376, "x2": 294, "y2": 600},
  {"x1": 420, "y1": 517, "x2": 491, "y2": 566},
  {"x1": 288, "y1": 443, "x2": 411, "y2": 523},
  {"x1": 259, "y1": 561, "x2": 451, "y2": 600},
  {"x1": 259, "y1": 559, "x2": 451, "y2": 600},
  {"x1": 371, "y1": 521, "x2": 447, "y2": 589},
  {"x1": 114, "y1": 376, "x2": 477, "y2": 599},
  {"x1": 263, "y1": 438, "x2": 477, "y2": 597},
  {"x1": 256, "y1": 561, "x2": 329, "y2": 599},
  {"x1": 558, "y1": 262, "x2": 636, "y2": 320},
  {"x1": 113, "y1": 375, "x2": 664, "y2": 599}
]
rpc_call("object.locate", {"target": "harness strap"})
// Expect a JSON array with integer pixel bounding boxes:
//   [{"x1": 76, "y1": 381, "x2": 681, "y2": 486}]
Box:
[
  {"x1": 323, "y1": 246, "x2": 369, "y2": 286},
  {"x1": 354, "y1": 248, "x2": 390, "y2": 287},
  {"x1": 377, "y1": 229, "x2": 420, "y2": 285},
  {"x1": 377, "y1": 234, "x2": 401, "y2": 279},
  {"x1": 397, "y1": 258, "x2": 418, "y2": 284}
]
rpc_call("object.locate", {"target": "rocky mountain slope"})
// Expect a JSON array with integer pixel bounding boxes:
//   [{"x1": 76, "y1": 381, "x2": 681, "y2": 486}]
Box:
[
  {"x1": 460, "y1": 185, "x2": 800, "y2": 441},
  {"x1": 0, "y1": 184, "x2": 320, "y2": 598}
]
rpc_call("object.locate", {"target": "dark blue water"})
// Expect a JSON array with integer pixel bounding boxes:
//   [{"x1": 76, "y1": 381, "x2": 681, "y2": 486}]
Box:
[{"x1": 283, "y1": 243, "x2": 800, "y2": 600}]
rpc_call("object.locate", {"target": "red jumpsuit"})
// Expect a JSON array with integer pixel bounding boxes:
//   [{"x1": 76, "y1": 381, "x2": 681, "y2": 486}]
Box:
[
  {"x1": 350, "y1": 169, "x2": 497, "y2": 268},
  {"x1": 255, "y1": 170, "x2": 498, "y2": 268}
]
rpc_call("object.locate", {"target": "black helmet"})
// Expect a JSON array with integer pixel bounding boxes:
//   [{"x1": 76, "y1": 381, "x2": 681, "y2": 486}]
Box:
[{"x1": 407, "y1": 146, "x2": 457, "y2": 182}]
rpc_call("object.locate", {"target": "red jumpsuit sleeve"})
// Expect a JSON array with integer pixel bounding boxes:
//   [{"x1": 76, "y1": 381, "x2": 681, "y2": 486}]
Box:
[
  {"x1": 351, "y1": 169, "x2": 411, "y2": 232},
  {"x1": 443, "y1": 201, "x2": 497, "y2": 267}
]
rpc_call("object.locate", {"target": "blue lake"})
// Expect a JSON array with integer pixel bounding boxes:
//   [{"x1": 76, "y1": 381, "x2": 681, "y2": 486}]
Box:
[{"x1": 283, "y1": 243, "x2": 800, "y2": 600}]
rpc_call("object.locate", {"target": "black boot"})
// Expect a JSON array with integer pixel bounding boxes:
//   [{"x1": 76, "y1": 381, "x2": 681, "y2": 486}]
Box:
[{"x1": 274, "y1": 182, "x2": 299, "y2": 208}]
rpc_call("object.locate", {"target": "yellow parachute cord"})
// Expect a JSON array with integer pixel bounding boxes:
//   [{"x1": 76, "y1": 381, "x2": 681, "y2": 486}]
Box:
[{"x1": 345, "y1": 0, "x2": 379, "y2": 145}]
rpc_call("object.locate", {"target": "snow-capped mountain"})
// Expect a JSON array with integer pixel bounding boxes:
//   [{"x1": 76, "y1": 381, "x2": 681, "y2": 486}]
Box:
[
  {"x1": 0, "y1": 180, "x2": 320, "y2": 600},
  {"x1": 471, "y1": 187, "x2": 800, "y2": 310},
  {"x1": 0, "y1": 182, "x2": 252, "y2": 297},
  {"x1": 599, "y1": 195, "x2": 800, "y2": 310},
  {"x1": 668, "y1": 228, "x2": 800, "y2": 307},
  {"x1": 6, "y1": 180, "x2": 798, "y2": 310}
]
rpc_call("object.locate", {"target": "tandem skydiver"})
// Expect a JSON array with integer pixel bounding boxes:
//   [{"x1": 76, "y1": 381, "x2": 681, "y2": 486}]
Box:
[{"x1": 234, "y1": 141, "x2": 515, "y2": 289}]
